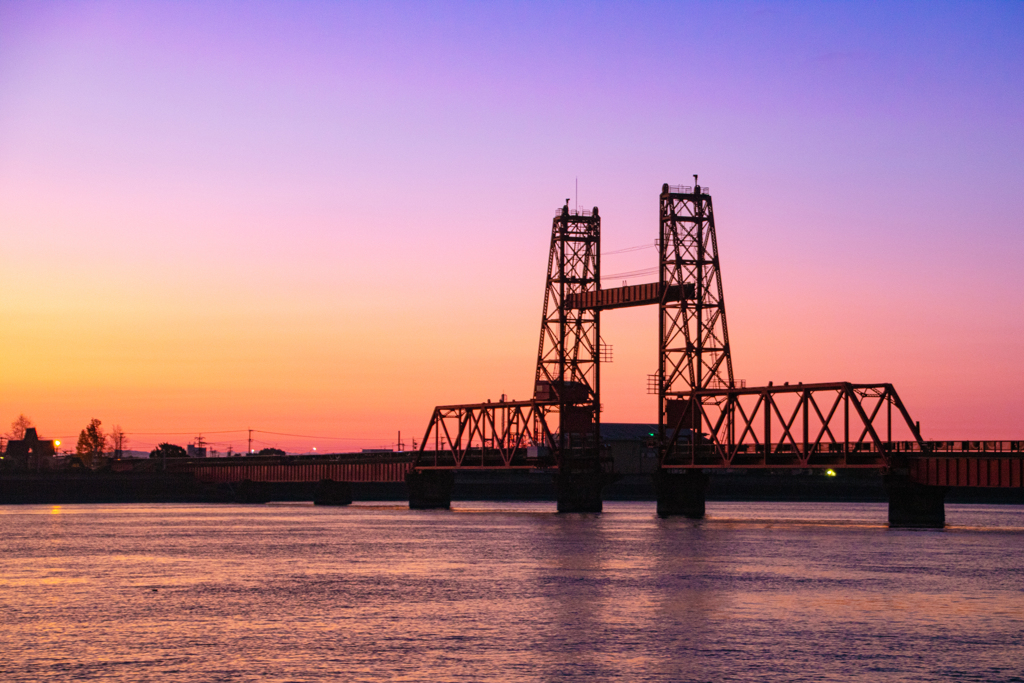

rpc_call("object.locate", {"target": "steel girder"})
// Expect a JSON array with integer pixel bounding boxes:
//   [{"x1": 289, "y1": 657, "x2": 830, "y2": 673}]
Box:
[
  {"x1": 662, "y1": 382, "x2": 926, "y2": 469},
  {"x1": 414, "y1": 400, "x2": 559, "y2": 469}
]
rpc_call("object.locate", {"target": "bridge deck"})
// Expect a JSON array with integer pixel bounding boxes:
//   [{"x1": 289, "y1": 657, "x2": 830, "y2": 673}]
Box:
[
  {"x1": 564, "y1": 282, "x2": 694, "y2": 310},
  {"x1": 136, "y1": 446, "x2": 1024, "y2": 489}
]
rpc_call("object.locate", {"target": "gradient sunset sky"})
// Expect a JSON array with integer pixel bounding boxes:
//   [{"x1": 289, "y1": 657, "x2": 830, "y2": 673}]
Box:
[{"x1": 1, "y1": 1, "x2": 1022, "y2": 452}]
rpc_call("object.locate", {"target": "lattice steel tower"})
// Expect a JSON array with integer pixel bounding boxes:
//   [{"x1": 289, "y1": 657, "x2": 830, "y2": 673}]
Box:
[
  {"x1": 534, "y1": 202, "x2": 601, "y2": 462},
  {"x1": 658, "y1": 179, "x2": 734, "y2": 440}
]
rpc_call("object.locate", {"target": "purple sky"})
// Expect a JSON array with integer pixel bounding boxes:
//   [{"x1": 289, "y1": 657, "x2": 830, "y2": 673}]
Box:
[{"x1": 1, "y1": 1, "x2": 1022, "y2": 450}]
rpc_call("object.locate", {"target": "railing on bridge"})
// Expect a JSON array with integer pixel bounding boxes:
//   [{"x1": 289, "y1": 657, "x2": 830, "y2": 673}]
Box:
[
  {"x1": 909, "y1": 454, "x2": 1024, "y2": 488},
  {"x1": 166, "y1": 454, "x2": 414, "y2": 483},
  {"x1": 663, "y1": 185, "x2": 710, "y2": 195},
  {"x1": 923, "y1": 441, "x2": 1023, "y2": 453}
]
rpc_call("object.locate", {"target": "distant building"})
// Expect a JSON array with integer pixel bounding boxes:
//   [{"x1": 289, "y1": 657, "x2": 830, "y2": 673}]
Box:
[
  {"x1": 117, "y1": 450, "x2": 151, "y2": 459},
  {"x1": 186, "y1": 444, "x2": 207, "y2": 458},
  {"x1": 602, "y1": 423, "x2": 693, "y2": 474},
  {"x1": 3, "y1": 428, "x2": 58, "y2": 471},
  {"x1": 602, "y1": 423, "x2": 660, "y2": 475}
]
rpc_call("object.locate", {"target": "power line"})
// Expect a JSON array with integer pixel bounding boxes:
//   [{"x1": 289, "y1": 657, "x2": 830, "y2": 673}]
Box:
[
  {"x1": 252, "y1": 430, "x2": 378, "y2": 441},
  {"x1": 120, "y1": 428, "x2": 389, "y2": 442},
  {"x1": 126, "y1": 429, "x2": 246, "y2": 436},
  {"x1": 603, "y1": 243, "x2": 656, "y2": 256}
]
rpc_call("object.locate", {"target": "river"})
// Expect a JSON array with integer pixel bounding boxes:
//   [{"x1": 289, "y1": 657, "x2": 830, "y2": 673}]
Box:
[{"x1": 2, "y1": 501, "x2": 1023, "y2": 682}]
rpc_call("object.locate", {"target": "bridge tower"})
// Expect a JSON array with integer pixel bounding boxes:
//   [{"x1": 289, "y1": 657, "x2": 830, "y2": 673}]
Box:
[
  {"x1": 534, "y1": 202, "x2": 602, "y2": 467},
  {"x1": 534, "y1": 202, "x2": 610, "y2": 511},
  {"x1": 658, "y1": 180, "x2": 733, "y2": 446},
  {"x1": 656, "y1": 180, "x2": 734, "y2": 515}
]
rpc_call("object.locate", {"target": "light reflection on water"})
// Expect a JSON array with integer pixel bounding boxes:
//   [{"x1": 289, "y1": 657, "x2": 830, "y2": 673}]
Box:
[{"x1": 1, "y1": 501, "x2": 1023, "y2": 682}]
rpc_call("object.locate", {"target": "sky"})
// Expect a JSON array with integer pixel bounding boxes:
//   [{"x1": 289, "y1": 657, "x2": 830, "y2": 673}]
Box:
[{"x1": 1, "y1": 1, "x2": 1022, "y2": 452}]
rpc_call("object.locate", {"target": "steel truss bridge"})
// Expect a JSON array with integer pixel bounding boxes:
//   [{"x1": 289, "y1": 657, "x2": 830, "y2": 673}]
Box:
[
  {"x1": 156, "y1": 181, "x2": 1020, "y2": 524},
  {"x1": 408, "y1": 181, "x2": 1023, "y2": 518}
]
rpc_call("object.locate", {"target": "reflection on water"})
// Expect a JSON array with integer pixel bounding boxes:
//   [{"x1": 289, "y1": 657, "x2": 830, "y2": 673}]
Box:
[{"x1": 1, "y1": 502, "x2": 1023, "y2": 682}]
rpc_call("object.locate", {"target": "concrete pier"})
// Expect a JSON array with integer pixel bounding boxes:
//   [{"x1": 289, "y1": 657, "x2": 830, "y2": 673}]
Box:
[
  {"x1": 555, "y1": 472, "x2": 611, "y2": 513},
  {"x1": 406, "y1": 470, "x2": 455, "y2": 509},
  {"x1": 884, "y1": 474, "x2": 947, "y2": 528},
  {"x1": 654, "y1": 469, "x2": 709, "y2": 518},
  {"x1": 313, "y1": 479, "x2": 353, "y2": 506}
]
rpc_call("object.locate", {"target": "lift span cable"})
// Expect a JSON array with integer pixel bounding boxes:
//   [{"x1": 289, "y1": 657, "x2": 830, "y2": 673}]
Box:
[
  {"x1": 601, "y1": 267, "x2": 658, "y2": 279},
  {"x1": 603, "y1": 243, "x2": 657, "y2": 256}
]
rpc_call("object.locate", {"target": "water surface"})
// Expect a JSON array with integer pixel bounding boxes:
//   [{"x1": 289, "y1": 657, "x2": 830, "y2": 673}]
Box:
[{"x1": 2, "y1": 502, "x2": 1022, "y2": 682}]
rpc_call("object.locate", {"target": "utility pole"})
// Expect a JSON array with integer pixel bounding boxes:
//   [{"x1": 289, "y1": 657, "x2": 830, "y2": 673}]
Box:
[{"x1": 248, "y1": 429, "x2": 253, "y2": 455}]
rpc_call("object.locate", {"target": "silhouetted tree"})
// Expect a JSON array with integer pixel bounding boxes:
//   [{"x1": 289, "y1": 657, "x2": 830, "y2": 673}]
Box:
[
  {"x1": 109, "y1": 425, "x2": 128, "y2": 458},
  {"x1": 76, "y1": 419, "x2": 106, "y2": 459},
  {"x1": 149, "y1": 443, "x2": 187, "y2": 459},
  {"x1": 257, "y1": 447, "x2": 286, "y2": 456},
  {"x1": 7, "y1": 414, "x2": 34, "y2": 440}
]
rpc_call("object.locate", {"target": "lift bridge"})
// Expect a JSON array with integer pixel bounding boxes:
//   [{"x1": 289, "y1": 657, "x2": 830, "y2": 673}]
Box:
[
  {"x1": 404, "y1": 180, "x2": 1024, "y2": 525},
  {"x1": 168, "y1": 181, "x2": 1022, "y2": 527}
]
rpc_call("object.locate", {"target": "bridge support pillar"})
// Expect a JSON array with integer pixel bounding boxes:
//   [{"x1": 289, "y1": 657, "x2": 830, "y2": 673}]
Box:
[
  {"x1": 654, "y1": 469, "x2": 709, "y2": 518},
  {"x1": 555, "y1": 472, "x2": 611, "y2": 513},
  {"x1": 313, "y1": 479, "x2": 352, "y2": 506},
  {"x1": 406, "y1": 470, "x2": 454, "y2": 509},
  {"x1": 233, "y1": 479, "x2": 271, "y2": 504},
  {"x1": 884, "y1": 474, "x2": 947, "y2": 528}
]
